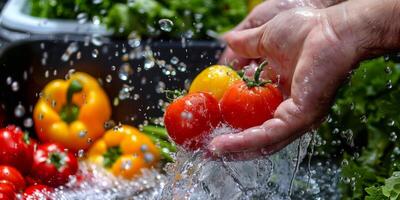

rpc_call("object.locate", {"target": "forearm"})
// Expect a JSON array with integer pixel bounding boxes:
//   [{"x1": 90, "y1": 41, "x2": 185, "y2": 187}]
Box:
[{"x1": 327, "y1": 0, "x2": 400, "y2": 59}]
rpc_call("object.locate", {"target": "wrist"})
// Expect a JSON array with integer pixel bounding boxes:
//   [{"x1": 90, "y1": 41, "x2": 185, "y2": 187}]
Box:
[{"x1": 326, "y1": 0, "x2": 400, "y2": 59}]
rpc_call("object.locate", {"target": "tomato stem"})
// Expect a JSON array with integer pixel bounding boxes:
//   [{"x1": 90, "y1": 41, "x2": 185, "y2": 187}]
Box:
[{"x1": 244, "y1": 60, "x2": 271, "y2": 88}]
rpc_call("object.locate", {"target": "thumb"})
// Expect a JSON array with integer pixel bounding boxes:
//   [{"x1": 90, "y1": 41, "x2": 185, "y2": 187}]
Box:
[{"x1": 225, "y1": 24, "x2": 267, "y2": 59}]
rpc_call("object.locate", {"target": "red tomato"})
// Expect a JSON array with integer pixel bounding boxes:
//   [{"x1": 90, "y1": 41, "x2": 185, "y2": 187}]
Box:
[
  {"x1": 0, "y1": 166, "x2": 25, "y2": 191},
  {"x1": 220, "y1": 81, "x2": 283, "y2": 130},
  {"x1": 30, "y1": 143, "x2": 78, "y2": 187},
  {"x1": 0, "y1": 125, "x2": 35, "y2": 175},
  {"x1": 23, "y1": 184, "x2": 53, "y2": 200},
  {"x1": 164, "y1": 92, "x2": 222, "y2": 150},
  {"x1": 0, "y1": 181, "x2": 16, "y2": 200}
]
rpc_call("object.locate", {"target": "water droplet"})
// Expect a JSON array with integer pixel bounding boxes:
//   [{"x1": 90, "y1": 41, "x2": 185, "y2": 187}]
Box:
[
  {"x1": 11, "y1": 81, "x2": 19, "y2": 92},
  {"x1": 38, "y1": 113, "x2": 44, "y2": 120},
  {"x1": 77, "y1": 13, "x2": 88, "y2": 24},
  {"x1": 121, "y1": 159, "x2": 132, "y2": 170},
  {"x1": 118, "y1": 85, "x2": 131, "y2": 100},
  {"x1": 144, "y1": 153, "x2": 154, "y2": 163},
  {"x1": 105, "y1": 75, "x2": 112, "y2": 83},
  {"x1": 140, "y1": 144, "x2": 149, "y2": 152},
  {"x1": 133, "y1": 94, "x2": 140, "y2": 100},
  {"x1": 92, "y1": 16, "x2": 101, "y2": 26},
  {"x1": 118, "y1": 63, "x2": 133, "y2": 81},
  {"x1": 128, "y1": 32, "x2": 141, "y2": 48},
  {"x1": 6, "y1": 77, "x2": 12, "y2": 85},
  {"x1": 144, "y1": 59, "x2": 155, "y2": 70},
  {"x1": 341, "y1": 159, "x2": 349, "y2": 166},
  {"x1": 78, "y1": 130, "x2": 88, "y2": 138},
  {"x1": 51, "y1": 100, "x2": 57, "y2": 108},
  {"x1": 386, "y1": 80, "x2": 393, "y2": 89},
  {"x1": 170, "y1": 56, "x2": 179, "y2": 65},
  {"x1": 92, "y1": 49, "x2": 99, "y2": 58},
  {"x1": 180, "y1": 111, "x2": 193, "y2": 120},
  {"x1": 14, "y1": 104, "x2": 25, "y2": 118},
  {"x1": 177, "y1": 62, "x2": 187, "y2": 72},
  {"x1": 360, "y1": 115, "x2": 367, "y2": 123},
  {"x1": 91, "y1": 34, "x2": 104, "y2": 46},
  {"x1": 390, "y1": 132, "x2": 397, "y2": 142},
  {"x1": 104, "y1": 120, "x2": 115, "y2": 130},
  {"x1": 23, "y1": 118, "x2": 33, "y2": 128},
  {"x1": 113, "y1": 97, "x2": 120, "y2": 106},
  {"x1": 111, "y1": 65, "x2": 116, "y2": 71},
  {"x1": 388, "y1": 119, "x2": 395, "y2": 126},
  {"x1": 92, "y1": 0, "x2": 102, "y2": 4},
  {"x1": 385, "y1": 66, "x2": 392, "y2": 74},
  {"x1": 78, "y1": 149, "x2": 85, "y2": 158},
  {"x1": 158, "y1": 19, "x2": 173, "y2": 32}
]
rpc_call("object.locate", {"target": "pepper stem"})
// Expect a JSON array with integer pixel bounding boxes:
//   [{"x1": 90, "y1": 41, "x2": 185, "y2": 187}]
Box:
[
  {"x1": 49, "y1": 152, "x2": 64, "y2": 170},
  {"x1": 60, "y1": 80, "x2": 83, "y2": 123}
]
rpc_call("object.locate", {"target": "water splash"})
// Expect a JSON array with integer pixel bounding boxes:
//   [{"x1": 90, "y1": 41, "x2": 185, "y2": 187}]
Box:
[{"x1": 159, "y1": 125, "x2": 312, "y2": 199}]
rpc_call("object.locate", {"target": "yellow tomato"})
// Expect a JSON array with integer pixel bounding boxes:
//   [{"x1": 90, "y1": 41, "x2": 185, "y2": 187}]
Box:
[{"x1": 189, "y1": 65, "x2": 240, "y2": 100}]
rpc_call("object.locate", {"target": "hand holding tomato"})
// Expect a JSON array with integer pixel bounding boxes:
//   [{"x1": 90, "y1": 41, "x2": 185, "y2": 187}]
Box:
[
  {"x1": 210, "y1": 3, "x2": 374, "y2": 159},
  {"x1": 30, "y1": 143, "x2": 78, "y2": 187}
]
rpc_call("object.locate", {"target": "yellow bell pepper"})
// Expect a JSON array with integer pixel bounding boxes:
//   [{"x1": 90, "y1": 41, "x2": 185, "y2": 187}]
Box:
[
  {"x1": 189, "y1": 65, "x2": 241, "y2": 100},
  {"x1": 33, "y1": 72, "x2": 111, "y2": 151},
  {"x1": 87, "y1": 125, "x2": 160, "y2": 179}
]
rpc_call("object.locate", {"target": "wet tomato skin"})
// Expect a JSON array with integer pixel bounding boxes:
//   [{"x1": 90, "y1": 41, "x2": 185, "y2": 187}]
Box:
[
  {"x1": 0, "y1": 181, "x2": 16, "y2": 200},
  {"x1": 164, "y1": 92, "x2": 222, "y2": 150},
  {"x1": 220, "y1": 81, "x2": 283, "y2": 130},
  {"x1": 23, "y1": 184, "x2": 53, "y2": 200},
  {"x1": 0, "y1": 165, "x2": 25, "y2": 192},
  {"x1": 0, "y1": 125, "x2": 35, "y2": 175}
]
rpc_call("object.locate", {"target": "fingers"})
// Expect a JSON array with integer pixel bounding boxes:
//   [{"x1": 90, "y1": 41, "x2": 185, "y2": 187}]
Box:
[
  {"x1": 225, "y1": 25, "x2": 267, "y2": 59},
  {"x1": 209, "y1": 98, "x2": 313, "y2": 155},
  {"x1": 218, "y1": 48, "x2": 251, "y2": 69},
  {"x1": 218, "y1": 1, "x2": 280, "y2": 68}
]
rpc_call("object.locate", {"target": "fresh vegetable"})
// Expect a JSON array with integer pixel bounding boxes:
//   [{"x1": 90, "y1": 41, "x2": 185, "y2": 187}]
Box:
[
  {"x1": 30, "y1": 143, "x2": 78, "y2": 187},
  {"x1": 220, "y1": 62, "x2": 283, "y2": 130},
  {"x1": 23, "y1": 184, "x2": 53, "y2": 200},
  {"x1": 33, "y1": 72, "x2": 111, "y2": 151},
  {"x1": 0, "y1": 181, "x2": 16, "y2": 200},
  {"x1": 0, "y1": 125, "x2": 35, "y2": 175},
  {"x1": 189, "y1": 65, "x2": 241, "y2": 100},
  {"x1": 141, "y1": 125, "x2": 177, "y2": 162},
  {"x1": 0, "y1": 166, "x2": 25, "y2": 192},
  {"x1": 28, "y1": 0, "x2": 248, "y2": 38},
  {"x1": 88, "y1": 125, "x2": 160, "y2": 179},
  {"x1": 164, "y1": 92, "x2": 222, "y2": 150}
]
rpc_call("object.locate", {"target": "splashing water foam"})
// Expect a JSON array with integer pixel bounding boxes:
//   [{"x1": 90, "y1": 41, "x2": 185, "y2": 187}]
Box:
[{"x1": 159, "y1": 124, "x2": 312, "y2": 200}]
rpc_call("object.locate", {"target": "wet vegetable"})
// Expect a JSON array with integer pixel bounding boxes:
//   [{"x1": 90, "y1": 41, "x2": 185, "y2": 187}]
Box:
[
  {"x1": 30, "y1": 143, "x2": 78, "y2": 187},
  {"x1": 189, "y1": 65, "x2": 241, "y2": 100},
  {"x1": 220, "y1": 62, "x2": 283, "y2": 130},
  {"x1": 87, "y1": 125, "x2": 160, "y2": 179},
  {"x1": 33, "y1": 72, "x2": 111, "y2": 151},
  {"x1": 142, "y1": 125, "x2": 177, "y2": 162},
  {"x1": 0, "y1": 180, "x2": 16, "y2": 200},
  {"x1": 28, "y1": 0, "x2": 248, "y2": 38},
  {"x1": 0, "y1": 166, "x2": 25, "y2": 192},
  {"x1": 0, "y1": 125, "x2": 35, "y2": 175},
  {"x1": 23, "y1": 184, "x2": 53, "y2": 200},
  {"x1": 164, "y1": 92, "x2": 222, "y2": 150}
]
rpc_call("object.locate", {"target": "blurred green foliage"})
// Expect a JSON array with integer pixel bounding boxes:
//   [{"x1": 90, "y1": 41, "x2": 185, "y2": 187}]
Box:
[
  {"x1": 316, "y1": 57, "x2": 400, "y2": 199},
  {"x1": 28, "y1": 0, "x2": 248, "y2": 38}
]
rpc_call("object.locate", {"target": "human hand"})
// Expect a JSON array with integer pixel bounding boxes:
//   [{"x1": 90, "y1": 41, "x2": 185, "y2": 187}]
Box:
[
  {"x1": 209, "y1": 0, "x2": 400, "y2": 160},
  {"x1": 220, "y1": 0, "x2": 345, "y2": 68}
]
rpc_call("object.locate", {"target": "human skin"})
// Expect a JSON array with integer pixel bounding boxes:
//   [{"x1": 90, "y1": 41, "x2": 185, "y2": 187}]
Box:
[
  {"x1": 209, "y1": 0, "x2": 400, "y2": 160},
  {"x1": 220, "y1": 0, "x2": 346, "y2": 68}
]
